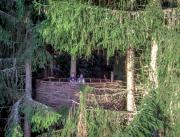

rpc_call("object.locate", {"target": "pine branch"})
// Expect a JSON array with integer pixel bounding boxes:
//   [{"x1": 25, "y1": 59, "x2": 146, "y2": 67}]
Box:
[
  {"x1": 0, "y1": 67, "x2": 16, "y2": 73},
  {"x1": 8, "y1": 99, "x2": 21, "y2": 125},
  {"x1": 23, "y1": 96, "x2": 60, "y2": 132},
  {"x1": 0, "y1": 10, "x2": 25, "y2": 31}
]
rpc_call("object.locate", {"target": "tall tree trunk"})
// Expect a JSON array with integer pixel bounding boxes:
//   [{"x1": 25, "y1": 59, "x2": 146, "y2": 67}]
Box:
[
  {"x1": 50, "y1": 59, "x2": 54, "y2": 76},
  {"x1": 126, "y1": 47, "x2": 136, "y2": 112},
  {"x1": 24, "y1": 117, "x2": 31, "y2": 137},
  {"x1": 24, "y1": 60, "x2": 32, "y2": 137},
  {"x1": 113, "y1": 55, "x2": 126, "y2": 80},
  {"x1": 150, "y1": 40, "x2": 161, "y2": 136},
  {"x1": 70, "y1": 56, "x2": 76, "y2": 77},
  {"x1": 25, "y1": 60, "x2": 32, "y2": 98},
  {"x1": 44, "y1": 67, "x2": 48, "y2": 78},
  {"x1": 111, "y1": 71, "x2": 114, "y2": 82},
  {"x1": 149, "y1": 40, "x2": 158, "y2": 89}
]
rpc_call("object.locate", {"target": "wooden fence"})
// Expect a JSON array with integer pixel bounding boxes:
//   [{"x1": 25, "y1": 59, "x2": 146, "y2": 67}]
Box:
[{"x1": 35, "y1": 78, "x2": 128, "y2": 110}]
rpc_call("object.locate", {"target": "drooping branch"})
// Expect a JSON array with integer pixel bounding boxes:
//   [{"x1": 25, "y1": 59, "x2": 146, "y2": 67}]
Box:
[
  {"x1": 0, "y1": 10, "x2": 26, "y2": 32},
  {"x1": 0, "y1": 67, "x2": 16, "y2": 73},
  {"x1": 5, "y1": 99, "x2": 23, "y2": 137},
  {"x1": 22, "y1": 96, "x2": 60, "y2": 133},
  {"x1": 7, "y1": 99, "x2": 21, "y2": 125}
]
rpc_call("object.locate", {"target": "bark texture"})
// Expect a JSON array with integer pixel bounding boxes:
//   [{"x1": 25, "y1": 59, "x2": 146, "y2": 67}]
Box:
[
  {"x1": 150, "y1": 40, "x2": 158, "y2": 89},
  {"x1": 24, "y1": 60, "x2": 32, "y2": 137},
  {"x1": 126, "y1": 47, "x2": 136, "y2": 112},
  {"x1": 25, "y1": 60, "x2": 32, "y2": 98},
  {"x1": 24, "y1": 117, "x2": 31, "y2": 137}
]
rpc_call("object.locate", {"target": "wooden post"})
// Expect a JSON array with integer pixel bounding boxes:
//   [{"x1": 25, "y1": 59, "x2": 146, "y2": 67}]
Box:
[{"x1": 70, "y1": 56, "x2": 76, "y2": 77}]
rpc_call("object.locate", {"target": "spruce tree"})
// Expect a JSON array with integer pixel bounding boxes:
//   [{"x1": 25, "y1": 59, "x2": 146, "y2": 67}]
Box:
[
  {"x1": 0, "y1": 0, "x2": 179, "y2": 136},
  {"x1": 0, "y1": 1, "x2": 60, "y2": 136}
]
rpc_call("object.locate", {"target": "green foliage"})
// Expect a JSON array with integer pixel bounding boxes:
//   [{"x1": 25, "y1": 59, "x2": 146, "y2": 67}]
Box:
[
  {"x1": 31, "y1": 109, "x2": 60, "y2": 132},
  {"x1": 0, "y1": 75, "x2": 7, "y2": 105},
  {"x1": 80, "y1": 85, "x2": 93, "y2": 93},
  {"x1": 17, "y1": 28, "x2": 52, "y2": 70},
  {"x1": 16, "y1": 0, "x2": 24, "y2": 19},
  {"x1": 87, "y1": 108, "x2": 126, "y2": 137},
  {"x1": 59, "y1": 107, "x2": 79, "y2": 137},
  {"x1": 37, "y1": 1, "x2": 143, "y2": 57},
  {"x1": 0, "y1": 59, "x2": 21, "y2": 105},
  {"x1": 172, "y1": 109, "x2": 180, "y2": 137},
  {"x1": 31, "y1": 44, "x2": 52, "y2": 70},
  {"x1": 156, "y1": 30, "x2": 180, "y2": 137},
  {"x1": 57, "y1": 106, "x2": 69, "y2": 125},
  {"x1": 37, "y1": 0, "x2": 168, "y2": 58},
  {"x1": 5, "y1": 100, "x2": 23, "y2": 137},
  {"x1": 116, "y1": 91, "x2": 162, "y2": 137},
  {"x1": 22, "y1": 101, "x2": 61, "y2": 132},
  {"x1": 0, "y1": 26, "x2": 11, "y2": 43},
  {"x1": 37, "y1": 129, "x2": 63, "y2": 137},
  {"x1": 5, "y1": 124, "x2": 23, "y2": 137}
]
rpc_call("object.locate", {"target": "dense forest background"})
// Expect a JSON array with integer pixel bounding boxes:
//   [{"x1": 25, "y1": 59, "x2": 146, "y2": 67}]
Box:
[{"x1": 0, "y1": 0, "x2": 179, "y2": 137}]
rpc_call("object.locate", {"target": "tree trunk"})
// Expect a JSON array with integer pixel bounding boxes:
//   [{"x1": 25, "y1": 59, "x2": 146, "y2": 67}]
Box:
[
  {"x1": 126, "y1": 47, "x2": 136, "y2": 112},
  {"x1": 111, "y1": 71, "x2": 114, "y2": 82},
  {"x1": 70, "y1": 56, "x2": 76, "y2": 77},
  {"x1": 24, "y1": 117, "x2": 31, "y2": 137},
  {"x1": 149, "y1": 40, "x2": 158, "y2": 89},
  {"x1": 113, "y1": 55, "x2": 126, "y2": 80},
  {"x1": 24, "y1": 60, "x2": 32, "y2": 137},
  {"x1": 25, "y1": 60, "x2": 32, "y2": 98},
  {"x1": 150, "y1": 40, "x2": 161, "y2": 136},
  {"x1": 50, "y1": 60, "x2": 54, "y2": 76},
  {"x1": 44, "y1": 67, "x2": 48, "y2": 78}
]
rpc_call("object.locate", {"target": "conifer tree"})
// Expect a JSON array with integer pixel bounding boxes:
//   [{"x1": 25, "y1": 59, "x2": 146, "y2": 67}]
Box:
[
  {"x1": 0, "y1": 1, "x2": 60, "y2": 136},
  {"x1": 0, "y1": 0, "x2": 179, "y2": 136}
]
